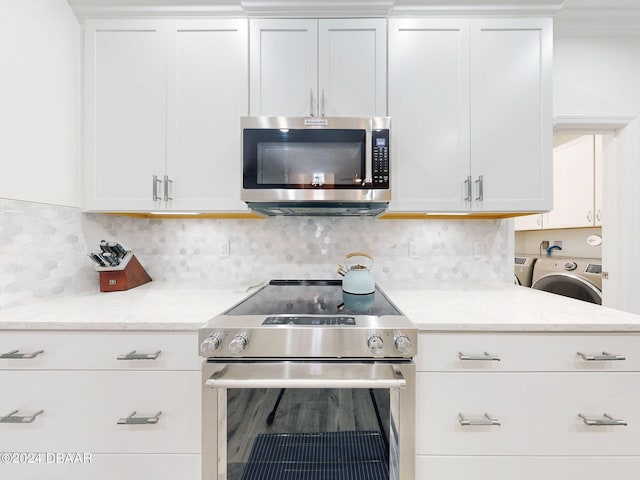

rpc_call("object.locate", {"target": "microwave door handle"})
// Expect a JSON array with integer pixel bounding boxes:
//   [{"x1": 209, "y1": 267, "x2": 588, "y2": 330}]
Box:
[{"x1": 365, "y1": 129, "x2": 373, "y2": 185}]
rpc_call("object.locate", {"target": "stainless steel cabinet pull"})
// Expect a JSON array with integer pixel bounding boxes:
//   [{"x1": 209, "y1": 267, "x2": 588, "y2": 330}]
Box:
[
  {"x1": 152, "y1": 175, "x2": 162, "y2": 201},
  {"x1": 579, "y1": 413, "x2": 627, "y2": 426},
  {"x1": 596, "y1": 210, "x2": 602, "y2": 222},
  {"x1": 309, "y1": 89, "x2": 315, "y2": 117},
  {"x1": 464, "y1": 176, "x2": 472, "y2": 202},
  {"x1": 117, "y1": 411, "x2": 162, "y2": 425},
  {"x1": 577, "y1": 351, "x2": 625, "y2": 361},
  {"x1": 587, "y1": 210, "x2": 593, "y2": 222},
  {"x1": 459, "y1": 413, "x2": 501, "y2": 426},
  {"x1": 1, "y1": 410, "x2": 44, "y2": 424},
  {"x1": 117, "y1": 350, "x2": 161, "y2": 361},
  {"x1": 475, "y1": 175, "x2": 484, "y2": 202},
  {"x1": 321, "y1": 89, "x2": 326, "y2": 117},
  {"x1": 163, "y1": 175, "x2": 173, "y2": 201},
  {"x1": 459, "y1": 352, "x2": 501, "y2": 361},
  {"x1": 1, "y1": 349, "x2": 44, "y2": 359}
]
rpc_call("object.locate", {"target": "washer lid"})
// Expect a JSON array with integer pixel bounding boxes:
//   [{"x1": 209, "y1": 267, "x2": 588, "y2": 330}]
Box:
[{"x1": 532, "y1": 274, "x2": 602, "y2": 305}]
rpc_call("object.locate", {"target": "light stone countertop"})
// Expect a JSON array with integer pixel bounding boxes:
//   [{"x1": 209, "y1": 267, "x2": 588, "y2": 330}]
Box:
[{"x1": 2, "y1": 281, "x2": 640, "y2": 332}]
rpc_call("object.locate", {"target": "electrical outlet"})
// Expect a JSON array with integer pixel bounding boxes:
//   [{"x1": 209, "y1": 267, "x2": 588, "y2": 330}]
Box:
[
  {"x1": 474, "y1": 242, "x2": 485, "y2": 258},
  {"x1": 550, "y1": 240, "x2": 564, "y2": 249},
  {"x1": 217, "y1": 240, "x2": 230, "y2": 258},
  {"x1": 408, "y1": 241, "x2": 419, "y2": 259}
]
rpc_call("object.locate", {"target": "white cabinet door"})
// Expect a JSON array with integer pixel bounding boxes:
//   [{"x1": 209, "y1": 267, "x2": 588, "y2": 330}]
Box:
[
  {"x1": 469, "y1": 18, "x2": 553, "y2": 212},
  {"x1": 388, "y1": 19, "x2": 470, "y2": 212},
  {"x1": 545, "y1": 135, "x2": 595, "y2": 229},
  {"x1": 84, "y1": 21, "x2": 167, "y2": 211},
  {"x1": 514, "y1": 213, "x2": 543, "y2": 230},
  {"x1": 318, "y1": 19, "x2": 386, "y2": 117},
  {"x1": 595, "y1": 134, "x2": 604, "y2": 226},
  {"x1": 249, "y1": 19, "x2": 318, "y2": 117},
  {"x1": 167, "y1": 19, "x2": 248, "y2": 211}
]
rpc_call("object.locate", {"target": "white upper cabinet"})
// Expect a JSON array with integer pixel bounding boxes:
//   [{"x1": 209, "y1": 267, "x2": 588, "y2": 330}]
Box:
[
  {"x1": 389, "y1": 18, "x2": 552, "y2": 213},
  {"x1": 249, "y1": 18, "x2": 386, "y2": 117},
  {"x1": 84, "y1": 19, "x2": 248, "y2": 212},
  {"x1": 84, "y1": 21, "x2": 167, "y2": 211},
  {"x1": 515, "y1": 134, "x2": 602, "y2": 231}
]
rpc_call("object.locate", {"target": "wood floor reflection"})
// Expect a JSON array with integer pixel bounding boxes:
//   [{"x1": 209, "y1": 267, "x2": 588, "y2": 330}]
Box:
[{"x1": 226, "y1": 388, "x2": 390, "y2": 478}]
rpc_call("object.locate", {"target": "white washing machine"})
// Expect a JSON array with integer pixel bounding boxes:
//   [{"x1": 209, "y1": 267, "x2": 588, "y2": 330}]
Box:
[
  {"x1": 514, "y1": 255, "x2": 538, "y2": 287},
  {"x1": 531, "y1": 257, "x2": 602, "y2": 304}
]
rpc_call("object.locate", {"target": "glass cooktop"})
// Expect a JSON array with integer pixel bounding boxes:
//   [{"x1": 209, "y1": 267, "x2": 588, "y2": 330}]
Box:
[{"x1": 224, "y1": 280, "x2": 402, "y2": 316}]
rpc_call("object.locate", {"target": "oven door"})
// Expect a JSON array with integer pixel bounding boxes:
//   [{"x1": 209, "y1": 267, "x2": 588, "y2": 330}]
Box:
[{"x1": 202, "y1": 361, "x2": 415, "y2": 480}]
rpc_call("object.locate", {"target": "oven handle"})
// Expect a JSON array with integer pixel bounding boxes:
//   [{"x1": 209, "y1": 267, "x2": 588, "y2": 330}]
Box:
[{"x1": 204, "y1": 362, "x2": 407, "y2": 389}]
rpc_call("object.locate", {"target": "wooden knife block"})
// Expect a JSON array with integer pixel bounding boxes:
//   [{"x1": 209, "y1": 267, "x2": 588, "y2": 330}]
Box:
[{"x1": 96, "y1": 253, "x2": 152, "y2": 292}]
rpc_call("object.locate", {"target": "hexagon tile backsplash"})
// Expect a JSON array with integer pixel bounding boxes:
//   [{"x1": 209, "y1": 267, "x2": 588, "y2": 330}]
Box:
[{"x1": 1, "y1": 199, "x2": 511, "y2": 309}]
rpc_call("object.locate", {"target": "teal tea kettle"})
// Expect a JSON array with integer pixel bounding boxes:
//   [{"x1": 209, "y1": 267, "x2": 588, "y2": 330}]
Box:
[{"x1": 337, "y1": 252, "x2": 375, "y2": 312}]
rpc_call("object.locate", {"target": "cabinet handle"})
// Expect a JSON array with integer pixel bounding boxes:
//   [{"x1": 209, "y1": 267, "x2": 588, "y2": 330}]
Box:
[
  {"x1": 309, "y1": 89, "x2": 315, "y2": 117},
  {"x1": 1, "y1": 409, "x2": 44, "y2": 424},
  {"x1": 537, "y1": 216, "x2": 542, "y2": 226},
  {"x1": 475, "y1": 175, "x2": 484, "y2": 202},
  {"x1": 459, "y1": 413, "x2": 501, "y2": 426},
  {"x1": 1, "y1": 349, "x2": 44, "y2": 359},
  {"x1": 579, "y1": 413, "x2": 627, "y2": 427},
  {"x1": 117, "y1": 350, "x2": 162, "y2": 361},
  {"x1": 458, "y1": 352, "x2": 501, "y2": 361},
  {"x1": 577, "y1": 351, "x2": 625, "y2": 361},
  {"x1": 152, "y1": 175, "x2": 162, "y2": 201},
  {"x1": 596, "y1": 210, "x2": 602, "y2": 222},
  {"x1": 321, "y1": 89, "x2": 326, "y2": 117},
  {"x1": 464, "y1": 176, "x2": 472, "y2": 202},
  {"x1": 163, "y1": 175, "x2": 173, "y2": 201},
  {"x1": 587, "y1": 210, "x2": 593, "y2": 222},
  {"x1": 117, "y1": 411, "x2": 162, "y2": 425}
]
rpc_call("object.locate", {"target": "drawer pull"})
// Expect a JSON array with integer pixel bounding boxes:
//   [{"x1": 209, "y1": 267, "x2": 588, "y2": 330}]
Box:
[
  {"x1": 577, "y1": 351, "x2": 625, "y2": 361},
  {"x1": 1, "y1": 409, "x2": 44, "y2": 424},
  {"x1": 458, "y1": 413, "x2": 501, "y2": 426},
  {"x1": 579, "y1": 413, "x2": 627, "y2": 426},
  {"x1": 458, "y1": 352, "x2": 501, "y2": 361},
  {"x1": 117, "y1": 350, "x2": 161, "y2": 361},
  {"x1": 117, "y1": 411, "x2": 162, "y2": 425},
  {"x1": 1, "y1": 349, "x2": 44, "y2": 359}
]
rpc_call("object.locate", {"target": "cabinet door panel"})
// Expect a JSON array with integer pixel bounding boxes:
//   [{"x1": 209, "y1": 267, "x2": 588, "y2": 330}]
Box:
[
  {"x1": 417, "y1": 372, "x2": 640, "y2": 455},
  {"x1": 168, "y1": 20, "x2": 248, "y2": 211},
  {"x1": 318, "y1": 19, "x2": 386, "y2": 117},
  {"x1": 418, "y1": 456, "x2": 640, "y2": 480},
  {"x1": 545, "y1": 135, "x2": 595, "y2": 229},
  {"x1": 469, "y1": 19, "x2": 552, "y2": 212},
  {"x1": 389, "y1": 19, "x2": 470, "y2": 212},
  {"x1": 84, "y1": 21, "x2": 166, "y2": 211},
  {"x1": 249, "y1": 19, "x2": 317, "y2": 117}
]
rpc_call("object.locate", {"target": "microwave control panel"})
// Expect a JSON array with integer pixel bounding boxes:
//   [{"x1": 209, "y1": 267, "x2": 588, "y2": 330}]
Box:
[{"x1": 372, "y1": 130, "x2": 390, "y2": 188}]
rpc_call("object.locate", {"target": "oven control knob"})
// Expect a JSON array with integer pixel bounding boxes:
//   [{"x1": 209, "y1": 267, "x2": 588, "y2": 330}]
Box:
[
  {"x1": 395, "y1": 335, "x2": 413, "y2": 355},
  {"x1": 368, "y1": 335, "x2": 384, "y2": 355},
  {"x1": 229, "y1": 334, "x2": 248, "y2": 354},
  {"x1": 200, "y1": 334, "x2": 221, "y2": 356}
]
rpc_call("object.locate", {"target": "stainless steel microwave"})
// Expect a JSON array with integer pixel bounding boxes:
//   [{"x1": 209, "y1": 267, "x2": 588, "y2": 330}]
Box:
[{"x1": 241, "y1": 116, "x2": 391, "y2": 216}]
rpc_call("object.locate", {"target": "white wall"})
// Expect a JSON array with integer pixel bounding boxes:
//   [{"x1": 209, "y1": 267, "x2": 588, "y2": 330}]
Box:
[
  {"x1": 0, "y1": 0, "x2": 80, "y2": 207},
  {"x1": 554, "y1": 35, "x2": 640, "y2": 314}
]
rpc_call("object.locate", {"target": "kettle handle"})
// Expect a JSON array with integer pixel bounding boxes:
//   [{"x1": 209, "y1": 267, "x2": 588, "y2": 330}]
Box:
[{"x1": 345, "y1": 252, "x2": 374, "y2": 270}]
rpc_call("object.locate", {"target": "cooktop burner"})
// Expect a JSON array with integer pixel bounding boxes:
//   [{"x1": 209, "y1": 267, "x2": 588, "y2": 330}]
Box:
[{"x1": 224, "y1": 280, "x2": 401, "y2": 316}]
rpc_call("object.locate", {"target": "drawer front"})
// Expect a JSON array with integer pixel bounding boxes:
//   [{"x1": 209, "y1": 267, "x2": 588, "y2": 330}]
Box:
[
  {"x1": 417, "y1": 332, "x2": 640, "y2": 372},
  {"x1": 417, "y1": 456, "x2": 640, "y2": 480},
  {"x1": 0, "y1": 331, "x2": 199, "y2": 370},
  {"x1": 0, "y1": 371, "x2": 200, "y2": 453},
  {"x1": 0, "y1": 453, "x2": 199, "y2": 480},
  {"x1": 417, "y1": 372, "x2": 640, "y2": 456}
]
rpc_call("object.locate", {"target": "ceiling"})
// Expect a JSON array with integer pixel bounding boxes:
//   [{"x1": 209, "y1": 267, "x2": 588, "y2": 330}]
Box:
[{"x1": 65, "y1": 0, "x2": 640, "y2": 35}]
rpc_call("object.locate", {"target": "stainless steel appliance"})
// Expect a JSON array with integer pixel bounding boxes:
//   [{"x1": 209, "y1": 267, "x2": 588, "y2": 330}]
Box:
[
  {"x1": 199, "y1": 280, "x2": 416, "y2": 480},
  {"x1": 531, "y1": 257, "x2": 602, "y2": 304},
  {"x1": 514, "y1": 254, "x2": 538, "y2": 287},
  {"x1": 241, "y1": 117, "x2": 391, "y2": 216}
]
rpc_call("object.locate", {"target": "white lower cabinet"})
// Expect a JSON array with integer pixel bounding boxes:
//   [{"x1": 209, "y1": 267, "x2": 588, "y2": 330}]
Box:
[
  {"x1": 0, "y1": 330, "x2": 201, "y2": 480},
  {"x1": 416, "y1": 332, "x2": 640, "y2": 479},
  {"x1": 0, "y1": 454, "x2": 199, "y2": 480}
]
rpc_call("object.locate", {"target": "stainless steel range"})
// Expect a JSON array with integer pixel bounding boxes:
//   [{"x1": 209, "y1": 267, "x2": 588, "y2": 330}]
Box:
[{"x1": 199, "y1": 280, "x2": 417, "y2": 480}]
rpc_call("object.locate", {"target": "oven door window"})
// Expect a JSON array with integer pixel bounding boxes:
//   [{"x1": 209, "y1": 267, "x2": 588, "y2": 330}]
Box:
[
  {"x1": 225, "y1": 388, "x2": 393, "y2": 480},
  {"x1": 243, "y1": 129, "x2": 366, "y2": 189}
]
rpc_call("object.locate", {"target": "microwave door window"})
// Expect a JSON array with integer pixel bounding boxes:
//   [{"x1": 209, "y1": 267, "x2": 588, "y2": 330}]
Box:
[{"x1": 257, "y1": 143, "x2": 363, "y2": 187}]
